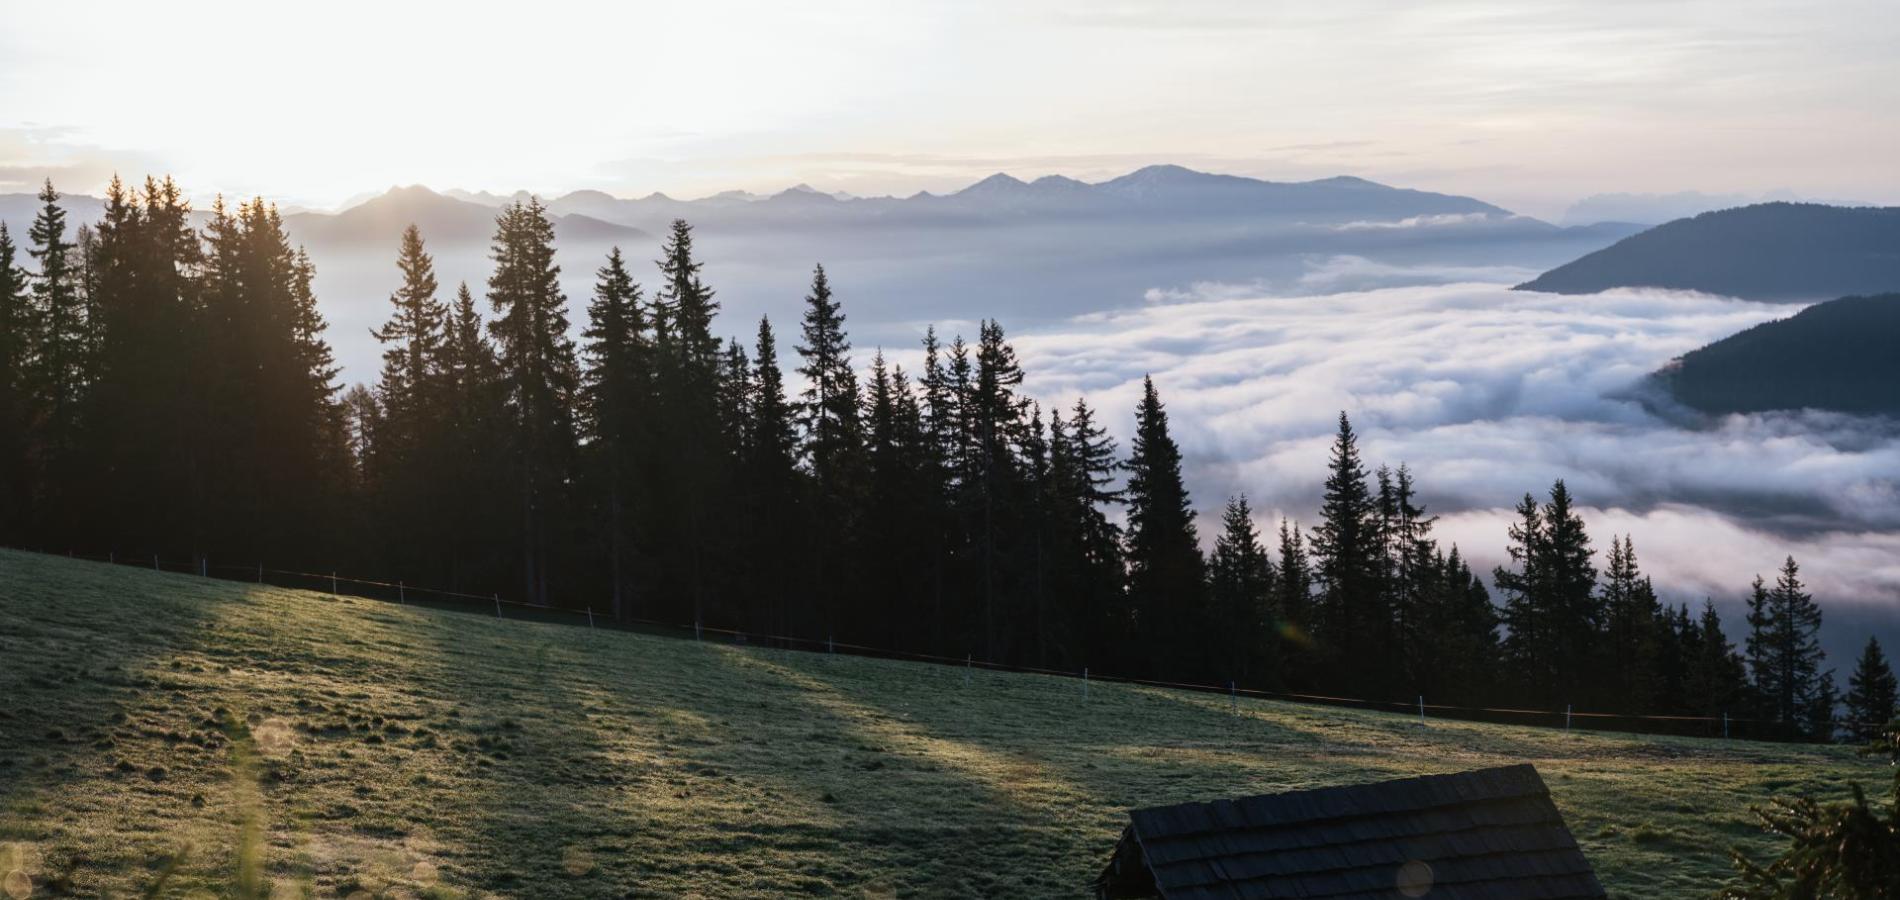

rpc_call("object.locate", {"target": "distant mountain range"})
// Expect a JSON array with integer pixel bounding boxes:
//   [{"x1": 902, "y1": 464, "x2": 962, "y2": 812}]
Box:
[
  {"x1": 2, "y1": 166, "x2": 1639, "y2": 384},
  {"x1": 1655, "y1": 293, "x2": 1900, "y2": 418},
  {"x1": 1516, "y1": 203, "x2": 1900, "y2": 300},
  {"x1": 280, "y1": 185, "x2": 648, "y2": 248},
  {"x1": 417, "y1": 164, "x2": 1515, "y2": 233}
]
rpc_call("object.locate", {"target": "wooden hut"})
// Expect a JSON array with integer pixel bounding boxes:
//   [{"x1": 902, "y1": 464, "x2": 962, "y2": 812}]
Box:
[{"x1": 1095, "y1": 764, "x2": 1605, "y2": 899}]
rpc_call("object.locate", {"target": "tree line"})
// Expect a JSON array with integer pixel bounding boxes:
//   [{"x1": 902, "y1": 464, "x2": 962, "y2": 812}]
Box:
[{"x1": 2, "y1": 178, "x2": 1889, "y2": 741}]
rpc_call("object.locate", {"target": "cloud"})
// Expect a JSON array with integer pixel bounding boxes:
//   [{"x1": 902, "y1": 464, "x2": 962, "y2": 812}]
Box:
[
  {"x1": 1009, "y1": 280, "x2": 1900, "y2": 610},
  {"x1": 1330, "y1": 212, "x2": 1507, "y2": 231}
]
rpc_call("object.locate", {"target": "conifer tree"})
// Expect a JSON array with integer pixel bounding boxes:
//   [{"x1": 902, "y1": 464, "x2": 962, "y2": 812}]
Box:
[
  {"x1": 486, "y1": 199, "x2": 579, "y2": 605},
  {"x1": 794, "y1": 263, "x2": 864, "y2": 638},
  {"x1": 1600, "y1": 535, "x2": 1663, "y2": 713},
  {"x1": 1056, "y1": 397, "x2": 1125, "y2": 668},
  {"x1": 645, "y1": 219, "x2": 730, "y2": 626},
  {"x1": 1747, "y1": 557, "x2": 1829, "y2": 738},
  {"x1": 1845, "y1": 637, "x2": 1899, "y2": 741},
  {"x1": 364, "y1": 225, "x2": 450, "y2": 575},
  {"x1": 1387, "y1": 464, "x2": 1437, "y2": 690},
  {"x1": 435, "y1": 282, "x2": 511, "y2": 590},
  {"x1": 372, "y1": 225, "x2": 446, "y2": 428},
  {"x1": 862, "y1": 350, "x2": 920, "y2": 647},
  {"x1": 81, "y1": 176, "x2": 201, "y2": 556},
  {"x1": 1123, "y1": 376, "x2": 1204, "y2": 676},
  {"x1": 1496, "y1": 481, "x2": 1598, "y2": 706},
  {"x1": 0, "y1": 224, "x2": 27, "y2": 540},
  {"x1": 1412, "y1": 546, "x2": 1501, "y2": 702},
  {"x1": 27, "y1": 181, "x2": 85, "y2": 454},
  {"x1": 1276, "y1": 518, "x2": 1314, "y2": 651},
  {"x1": 744, "y1": 316, "x2": 802, "y2": 635},
  {"x1": 1310, "y1": 412, "x2": 1386, "y2": 693},
  {"x1": 1684, "y1": 600, "x2": 1748, "y2": 719},
  {"x1": 1210, "y1": 495, "x2": 1276, "y2": 685},
  {"x1": 581, "y1": 247, "x2": 648, "y2": 618},
  {"x1": 966, "y1": 319, "x2": 1029, "y2": 659}
]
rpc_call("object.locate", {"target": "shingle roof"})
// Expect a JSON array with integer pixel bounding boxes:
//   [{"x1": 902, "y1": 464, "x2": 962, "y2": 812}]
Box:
[{"x1": 1096, "y1": 764, "x2": 1605, "y2": 900}]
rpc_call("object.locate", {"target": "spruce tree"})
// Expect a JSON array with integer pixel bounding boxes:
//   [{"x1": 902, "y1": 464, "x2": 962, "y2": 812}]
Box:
[
  {"x1": 25, "y1": 180, "x2": 87, "y2": 532},
  {"x1": 794, "y1": 263, "x2": 864, "y2": 638},
  {"x1": 1496, "y1": 481, "x2": 1598, "y2": 707},
  {"x1": 1310, "y1": 412, "x2": 1386, "y2": 694},
  {"x1": 371, "y1": 225, "x2": 446, "y2": 428},
  {"x1": 1600, "y1": 535, "x2": 1663, "y2": 713},
  {"x1": 486, "y1": 199, "x2": 579, "y2": 605},
  {"x1": 1845, "y1": 637, "x2": 1899, "y2": 741},
  {"x1": 1684, "y1": 600, "x2": 1748, "y2": 719},
  {"x1": 27, "y1": 181, "x2": 84, "y2": 447},
  {"x1": 744, "y1": 316, "x2": 802, "y2": 636},
  {"x1": 966, "y1": 319, "x2": 1029, "y2": 659},
  {"x1": 644, "y1": 219, "x2": 734, "y2": 626},
  {"x1": 1210, "y1": 495, "x2": 1276, "y2": 685},
  {"x1": 366, "y1": 225, "x2": 449, "y2": 576},
  {"x1": 0, "y1": 224, "x2": 27, "y2": 540},
  {"x1": 1123, "y1": 376, "x2": 1205, "y2": 677},
  {"x1": 1275, "y1": 518, "x2": 1314, "y2": 648},
  {"x1": 1747, "y1": 557, "x2": 1829, "y2": 739},
  {"x1": 580, "y1": 247, "x2": 648, "y2": 618},
  {"x1": 436, "y1": 282, "x2": 510, "y2": 591},
  {"x1": 1059, "y1": 397, "x2": 1125, "y2": 668},
  {"x1": 1387, "y1": 464, "x2": 1436, "y2": 690}
]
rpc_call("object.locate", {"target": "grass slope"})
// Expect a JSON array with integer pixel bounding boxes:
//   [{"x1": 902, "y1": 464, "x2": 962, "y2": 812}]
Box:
[{"x1": 0, "y1": 548, "x2": 1879, "y2": 898}]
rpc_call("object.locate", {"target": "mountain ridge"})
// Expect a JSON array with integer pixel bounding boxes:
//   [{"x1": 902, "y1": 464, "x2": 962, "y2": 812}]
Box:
[
  {"x1": 1654, "y1": 293, "x2": 1900, "y2": 418},
  {"x1": 1516, "y1": 202, "x2": 1900, "y2": 300}
]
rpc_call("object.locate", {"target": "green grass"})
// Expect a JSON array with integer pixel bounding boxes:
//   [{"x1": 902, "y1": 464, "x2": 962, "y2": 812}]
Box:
[{"x1": 0, "y1": 548, "x2": 1881, "y2": 898}]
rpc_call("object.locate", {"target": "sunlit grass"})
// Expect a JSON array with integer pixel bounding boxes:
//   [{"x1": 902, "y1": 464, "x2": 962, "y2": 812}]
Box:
[{"x1": 0, "y1": 547, "x2": 1880, "y2": 898}]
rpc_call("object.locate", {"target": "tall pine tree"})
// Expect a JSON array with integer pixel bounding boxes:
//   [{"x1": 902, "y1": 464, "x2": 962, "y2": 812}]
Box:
[
  {"x1": 1845, "y1": 637, "x2": 1899, "y2": 740},
  {"x1": 1123, "y1": 377, "x2": 1205, "y2": 677},
  {"x1": 486, "y1": 199, "x2": 579, "y2": 605}
]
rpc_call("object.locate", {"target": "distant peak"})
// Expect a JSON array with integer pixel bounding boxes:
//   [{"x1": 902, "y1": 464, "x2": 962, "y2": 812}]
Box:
[
  {"x1": 1127, "y1": 164, "x2": 1199, "y2": 177},
  {"x1": 958, "y1": 173, "x2": 1030, "y2": 194}
]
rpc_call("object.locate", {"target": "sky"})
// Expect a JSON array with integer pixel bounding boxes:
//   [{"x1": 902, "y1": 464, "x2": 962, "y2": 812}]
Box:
[{"x1": 4, "y1": 0, "x2": 1898, "y2": 218}]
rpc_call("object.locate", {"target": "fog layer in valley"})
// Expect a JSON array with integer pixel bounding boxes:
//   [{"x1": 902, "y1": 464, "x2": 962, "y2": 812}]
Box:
[{"x1": 1007, "y1": 279, "x2": 1899, "y2": 665}]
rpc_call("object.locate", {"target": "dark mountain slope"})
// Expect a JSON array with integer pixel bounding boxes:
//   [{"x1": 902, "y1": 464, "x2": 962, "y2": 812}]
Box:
[
  {"x1": 1517, "y1": 203, "x2": 1900, "y2": 300},
  {"x1": 1656, "y1": 293, "x2": 1900, "y2": 416}
]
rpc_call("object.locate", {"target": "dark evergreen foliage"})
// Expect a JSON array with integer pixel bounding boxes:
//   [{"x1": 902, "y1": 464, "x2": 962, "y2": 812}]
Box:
[
  {"x1": 1657, "y1": 293, "x2": 1900, "y2": 417},
  {"x1": 1847, "y1": 638, "x2": 1900, "y2": 742}
]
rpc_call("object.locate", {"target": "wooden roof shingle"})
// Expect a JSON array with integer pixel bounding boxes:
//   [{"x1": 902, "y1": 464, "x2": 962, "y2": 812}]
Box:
[{"x1": 1095, "y1": 764, "x2": 1606, "y2": 899}]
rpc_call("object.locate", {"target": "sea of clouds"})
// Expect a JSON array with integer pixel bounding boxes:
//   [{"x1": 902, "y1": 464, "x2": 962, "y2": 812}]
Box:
[{"x1": 1006, "y1": 275, "x2": 1900, "y2": 645}]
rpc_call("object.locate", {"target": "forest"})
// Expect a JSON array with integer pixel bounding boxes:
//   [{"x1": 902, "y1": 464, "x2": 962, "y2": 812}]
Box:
[{"x1": 1, "y1": 178, "x2": 1890, "y2": 740}]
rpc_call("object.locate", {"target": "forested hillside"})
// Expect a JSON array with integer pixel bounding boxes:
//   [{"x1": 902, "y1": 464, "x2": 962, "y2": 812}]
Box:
[
  {"x1": 1656, "y1": 294, "x2": 1900, "y2": 417},
  {"x1": 1516, "y1": 203, "x2": 1900, "y2": 300}
]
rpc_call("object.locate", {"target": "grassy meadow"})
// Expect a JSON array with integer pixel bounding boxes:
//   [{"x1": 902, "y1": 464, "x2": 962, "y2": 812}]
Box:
[{"x1": 0, "y1": 547, "x2": 1883, "y2": 898}]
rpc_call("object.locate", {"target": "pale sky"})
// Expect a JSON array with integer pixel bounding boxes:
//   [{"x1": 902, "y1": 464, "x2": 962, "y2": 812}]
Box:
[{"x1": 4, "y1": 0, "x2": 1896, "y2": 218}]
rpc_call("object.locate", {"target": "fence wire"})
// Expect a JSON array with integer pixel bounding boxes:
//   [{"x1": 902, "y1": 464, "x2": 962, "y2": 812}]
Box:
[{"x1": 11, "y1": 546, "x2": 1878, "y2": 743}]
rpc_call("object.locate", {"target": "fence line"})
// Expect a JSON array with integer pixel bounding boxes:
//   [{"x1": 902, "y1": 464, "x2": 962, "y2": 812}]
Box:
[{"x1": 11, "y1": 545, "x2": 1878, "y2": 742}]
